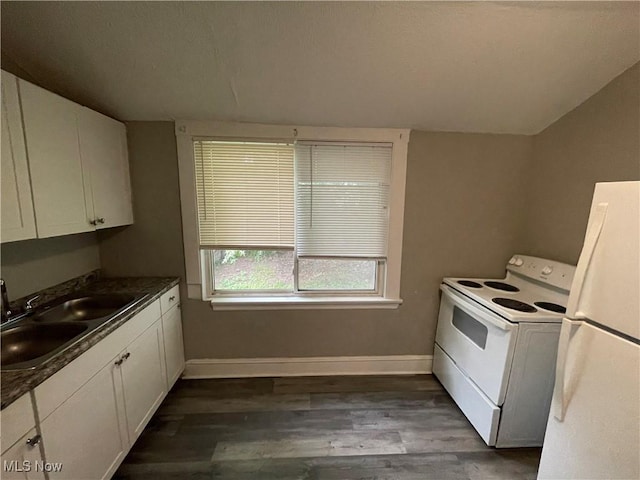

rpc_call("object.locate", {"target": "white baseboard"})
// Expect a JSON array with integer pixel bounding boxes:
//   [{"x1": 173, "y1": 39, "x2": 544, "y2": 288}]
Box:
[{"x1": 183, "y1": 355, "x2": 433, "y2": 379}]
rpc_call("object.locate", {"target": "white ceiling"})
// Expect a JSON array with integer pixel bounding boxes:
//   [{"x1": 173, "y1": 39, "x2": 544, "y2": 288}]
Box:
[{"x1": 1, "y1": 2, "x2": 639, "y2": 134}]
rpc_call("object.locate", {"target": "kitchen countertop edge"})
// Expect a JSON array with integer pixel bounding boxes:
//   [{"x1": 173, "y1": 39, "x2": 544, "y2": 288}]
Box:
[{"x1": 1, "y1": 277, "x2": 180, "y2": 410}]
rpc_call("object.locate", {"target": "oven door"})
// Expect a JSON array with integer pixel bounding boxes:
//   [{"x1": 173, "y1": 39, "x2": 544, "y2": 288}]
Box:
[{"x1": 435, "y1": 284, "x2": 518, "y2": 405}]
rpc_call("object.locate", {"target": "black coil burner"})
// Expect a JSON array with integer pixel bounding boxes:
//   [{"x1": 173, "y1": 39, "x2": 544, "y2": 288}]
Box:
[
  {"x1": 457, "y1": 280, "x2": 482, "y2": 288},
  {"x1": 492, "y1": 297, "x2": 537, "y2": 313},
  {"x1": 484, "y1": 281, "x2": 520, "y2": 292},
  {"x1": 534, "y1": 302, "x2": 566, "y2": 314}
]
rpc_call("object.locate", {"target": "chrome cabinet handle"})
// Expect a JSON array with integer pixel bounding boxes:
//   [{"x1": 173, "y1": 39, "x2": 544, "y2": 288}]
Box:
[
  {"x1": 115, "y1": 352, "x2": 130, "y2": 366},
  {"x1": 169, "y1": 296, "x2": 175, "y2": 302},
  {"x1": 89, "y1": 219, "x2": 97, "y2": 226},
  {"x1": 97, "y1": 218, "x2": 105, "y2": 224},
  {"x1": 26, "y1": 434, "x2": 41, "y2": 447}
]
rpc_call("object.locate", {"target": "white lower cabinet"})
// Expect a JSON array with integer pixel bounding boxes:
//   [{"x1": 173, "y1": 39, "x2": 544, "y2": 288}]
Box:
[
  {"x1": 1, "y1": 290, "x2": 185, "y2": 480},
  {"x1": 162, "y1": 304, "x2": 185, "y2": 389},
  {"x1": 1, "y1": 429, "x2": 45, "y2": 480},
  {"x1": 40, "y1": 318, "x2": 167, "y2": 479},
  {"x1": 159, "y1": 285, "x2": 185, "y2": 390},
  {"x1": 27, "y1": 291, "x2": 184, "y2": 480},
  {"x1": 120, "y1": 319, "x2": 167, "y2": 443},
  {"x1": 38, "y1": 319, "x2": 166, "y2": 479},
  {"x1": 40, "y1": 356, "x2": 128, "y2": 480},
  {"x1": 0, "y1": 394, "x2": 44, "y2": 480}
]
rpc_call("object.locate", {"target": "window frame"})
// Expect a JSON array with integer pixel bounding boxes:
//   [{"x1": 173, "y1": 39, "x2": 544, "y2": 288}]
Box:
[
  {"x1": 207, "y1": 249, "x2": 384, "y2": 296},
  {"x1": 176, "y1": 121, "x2": 410, "y2": 310}
]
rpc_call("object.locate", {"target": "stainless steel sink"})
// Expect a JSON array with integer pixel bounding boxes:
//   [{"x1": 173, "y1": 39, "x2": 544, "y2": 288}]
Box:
[
  {"x1": 1, "y1": 292, "x2": 148, "y2": 370},
  {"x1": 33, "y1": 294, "x2": 137, "y2": 323},
  {"x1": 1, "y1": 323, "x2": 88, "y2": 365}
]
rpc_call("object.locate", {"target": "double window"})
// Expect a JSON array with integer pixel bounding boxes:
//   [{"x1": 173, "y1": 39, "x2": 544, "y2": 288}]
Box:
[{"x1": 177, "y1": 123, "x2": 409, "y2": 309}]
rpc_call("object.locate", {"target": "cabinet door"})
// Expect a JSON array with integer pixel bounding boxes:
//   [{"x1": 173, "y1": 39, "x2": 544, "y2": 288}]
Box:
[
  {"x1": 19, "y1": 80, "x2": 94, "y2": 238},
  {"x1": 39, "y1": 356, "x2": 129, "y2": 480},
  {"x1": 78, "y1": 107, "x2": 133, "y2": 229},
  {"x1": 1, "y1": 72, "x2": 36, "y2": 243},
  {"x1": 121, "y1": 319, "x2": 167, "y2": 444},
  {"x1": 1, "y1": 428, "x2": 45, "y2": 480},
  {"x1": 162, "y1": 304, "x2": 185, "y2": 389}
]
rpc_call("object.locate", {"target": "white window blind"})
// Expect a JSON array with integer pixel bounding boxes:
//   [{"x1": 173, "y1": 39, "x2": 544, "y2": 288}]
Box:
[
  {"x1": 194, "y1": 141, "x2": 294, "y2": 248},
  {"x1": 295, "y1": 143, "x2": 392, "y2": 258}
]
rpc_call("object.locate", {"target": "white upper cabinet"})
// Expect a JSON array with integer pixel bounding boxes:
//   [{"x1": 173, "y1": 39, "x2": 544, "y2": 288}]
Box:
[
  {"x1": 1, "y1": 71, "x2": 37, "y2": 243},
  {"x1": 11, "y1": 75, "x2": 133, "y2": 239},
  {"x1": 19, "y1": 79, "x2": 94, "y2": 238},
  {"x1": 78, "y1": 107, "x2": 133, "y2": 229}
]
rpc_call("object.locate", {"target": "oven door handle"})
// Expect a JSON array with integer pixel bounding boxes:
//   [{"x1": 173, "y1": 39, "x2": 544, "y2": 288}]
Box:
[{"x1": 440, "y1": 284, "x2": 514, "y2": 332}]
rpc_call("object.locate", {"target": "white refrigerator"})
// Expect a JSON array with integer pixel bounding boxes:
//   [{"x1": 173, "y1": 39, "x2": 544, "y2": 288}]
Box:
[{"x1": 537, "y1": 181, "x2": 640, "y2": 480}]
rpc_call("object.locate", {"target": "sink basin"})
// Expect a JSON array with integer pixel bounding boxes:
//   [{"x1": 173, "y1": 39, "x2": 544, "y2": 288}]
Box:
[
  {"x1": 1, "y1": 292, "x2": 147, "y2": 370},
  {"x1": 34, "y1": 294, "x2": 136, "y2": 322},
  {"x1": 1, "y1": 323, "x2": 88, "y2": 366}
]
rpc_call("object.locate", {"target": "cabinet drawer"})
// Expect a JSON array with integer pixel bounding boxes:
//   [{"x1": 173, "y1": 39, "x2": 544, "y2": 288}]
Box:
[
  {"x1": 160, "y1": 285, "x2": 180, "y2": 315},
  {"x1": 433, "y1": 344, "x2": 500, "y2": 446},
  {"x1": 0, "y1": 394, "x2": 34, "y2": 453},
  {"x1": 35, "y1": 299, "x2": 161, "y2": 421}
]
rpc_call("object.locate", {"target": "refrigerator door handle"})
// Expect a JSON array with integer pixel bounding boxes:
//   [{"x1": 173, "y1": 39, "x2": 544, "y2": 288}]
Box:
[
  {"x1": 552, "y1": 319, "x2": 582, "y2": 421},
  {"x1": 566, "y1": 203, "x2": 608, "y2": 317}
]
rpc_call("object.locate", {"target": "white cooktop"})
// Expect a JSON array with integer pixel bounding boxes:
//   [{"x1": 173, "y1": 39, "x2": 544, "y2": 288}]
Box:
[{"x1": 443, "y1": 255, "x2": 577, "y2": 323}]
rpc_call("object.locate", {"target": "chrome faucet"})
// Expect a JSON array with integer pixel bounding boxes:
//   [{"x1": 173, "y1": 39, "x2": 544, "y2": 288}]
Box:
[
  {"x1": 25, "y1": 295, "x2": 40, "y2": 311},
  {"x1": 1, "y1": 279, "x2": 12, "y2": 324}
]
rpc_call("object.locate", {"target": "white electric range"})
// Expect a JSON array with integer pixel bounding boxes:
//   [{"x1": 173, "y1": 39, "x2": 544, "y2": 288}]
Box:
[{"x1": 433, "y1": 254, "x2": 576, "y2": 448}]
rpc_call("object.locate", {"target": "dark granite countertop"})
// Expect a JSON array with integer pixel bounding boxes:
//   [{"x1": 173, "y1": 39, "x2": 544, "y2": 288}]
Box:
[{"x1": 1, "y1": 276, "x2": 180, "y2": 410}]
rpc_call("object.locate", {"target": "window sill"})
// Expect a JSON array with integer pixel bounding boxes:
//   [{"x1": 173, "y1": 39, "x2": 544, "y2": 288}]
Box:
[{"x1": 208, "y1": 296, "x2": 403, "y2": 311}]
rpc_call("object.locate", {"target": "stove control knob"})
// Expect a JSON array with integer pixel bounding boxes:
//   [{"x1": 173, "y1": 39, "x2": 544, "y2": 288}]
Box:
[
  {"x1": 542, "y1": 266, "x2": 553, "y2": 275},
  {"x1": 514, "y1": 257, "x2": 524, "y2": 266},
  {"x1": 508, "y1": 256, "x2": 517, "y2": 265}
]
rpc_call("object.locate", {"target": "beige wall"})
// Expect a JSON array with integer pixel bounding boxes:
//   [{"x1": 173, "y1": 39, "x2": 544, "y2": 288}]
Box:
[
  {"x1": 98, "y1": 123, "x2": 531, "y2": 358},
  {"x1": 3, "y1": 63, "x2": 637, "y2": 360},
  {"x1": 5, "y1": 62, "x2": 637, "y2": 358},
  {"x1": 520, "y1": 62, "x2": 640, "y2": 264},
  {"x1": 0, "y1": 233, "x2": 100, "y2": 300}
]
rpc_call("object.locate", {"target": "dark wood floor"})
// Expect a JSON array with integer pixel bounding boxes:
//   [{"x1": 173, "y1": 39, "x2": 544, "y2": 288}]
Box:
[{"x1": 114, "y1": 375, "x2": 541, "y2": 480}]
